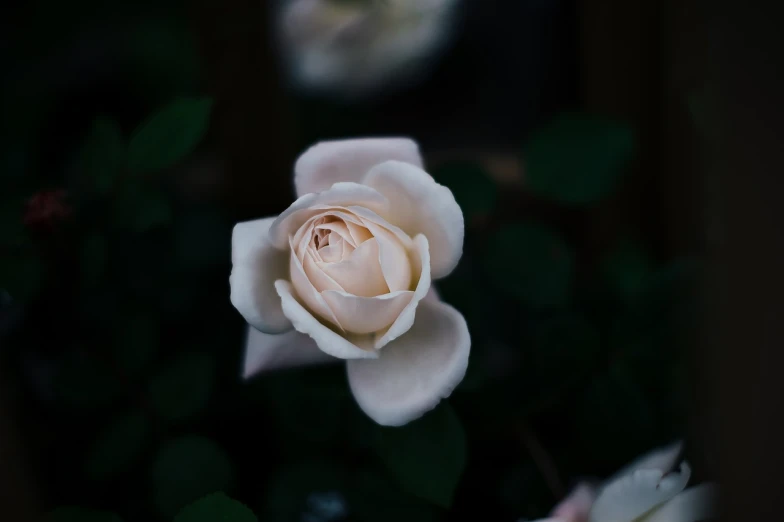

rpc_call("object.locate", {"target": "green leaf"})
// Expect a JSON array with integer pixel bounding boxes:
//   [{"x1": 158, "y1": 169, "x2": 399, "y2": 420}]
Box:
[
  {"x1": 432, "y1": 163, "x2": 497, "y2": 220},
  {"x1": 485, "y1": 223, "x2": 574, "y2": 308},
  {"x1": 81, "y1": 234, "x2": 108, "y2": 287},
  {"x1": 53, "y1": 355, "x2": 121, "y2": 411},
  {"x1": 148, "y1": 353, "x2": 215, "y2": 422},
  {"x1": 113, "y1": 315, "x2": 158, "y2": 377},
  {"x1": 261, "y1": 459, "x2": 348, "y2": 522},
  {"x1": 175, "y1": 493, "x2": 257, "y2": 522},
  {"x1": 113, "y1": 184, "x2": 172, "y2": 233},
  {"x1": 151, "y1": 435, "x2": 235, "y2": 520},
  {"x1": 128, "y1": 97, "x2": 213, "y2": 175},
  {"x1": 0, "y1": 254, "x2": 44, "y2": 304},
  {"x1": 80, "y1": 118, "x2": 124, "y2": 194},
  {"x1": 47, "y1": 507, "x2": 122, "y2": 522},
  {"x1": 525, "y1": 113, "x2": 634, "y2": 205},
  {"x1": 85, "y1": 411, "x2": 150, "y2": 481},
  {"x1": 373, "y1": 403, "x2": 466, "y2": 508},
  {"x1": 602, "y1": 241, "x2": 654, "y2": 302}
]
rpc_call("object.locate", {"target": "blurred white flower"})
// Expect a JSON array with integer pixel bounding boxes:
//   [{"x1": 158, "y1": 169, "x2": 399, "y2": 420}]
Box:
[
  {"x1": 276, "y1": 0, "x2": 460, "y2": 95},
  {"x1": 532, "y1": 442, "x2": 718, "y2": 522}
]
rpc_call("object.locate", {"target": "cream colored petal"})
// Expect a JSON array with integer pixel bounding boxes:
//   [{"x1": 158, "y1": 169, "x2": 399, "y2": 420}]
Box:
[
  {"x1": 374, "y1": 234, "x2": 431, "y2": 349},
  {"x1": 243, "y1": 326, "x2": 336, "y2": 378},
  {"x1": 322, "y1": 290, "x2": 414, "y2": 334},
  {"x1": 346, "y1": 298, "x2": 470, "y2": 426},
  {"x1": 319, "y1": 238, "x2": 389, "y2": 297},
  {"x1": 640, "y1": 483, "x2": 719, "y2": 522},
  {"x1": 369, "y1": 222, "x2": 412, "y2": 292},
  {"x1": 550, "y1": 483, "x2": 597, "y2": 522},
  {"x1": 303, "y1": 249, "x2": 344, "y2": 292},
  {"x1": 316, "y1": 220, "x2": 356, "y2": 247},
  {"x1": 269, "y1": 182, "x2": 388, "y2": 249},
  {"x1": 230, "y1": 217, "x2": 291, "y2": 334},
  {"x1": 345, "y1": 221, "x2": 372, "y2": 244},
  {"x1": 363, "y1": 160, "x2": 464, "y2": 279},
  {"x1": 275, "y1": 280, "x2": 378, "y2": 360},
  {"x1": 589, "y1": 463, "x2": 692, "y2": 522},
  {"x1": 348, "y1": 205, "x2": 414, "y2": 249},
  {"x1": 294, "y1": 138, "x2": 423, "y2": 197},
  {"x1": 611, "y1": 441, "x2": 683, "y2": 482},
  {"x1": 289, "y1": 237, "x2": 344, "y2": 329}
]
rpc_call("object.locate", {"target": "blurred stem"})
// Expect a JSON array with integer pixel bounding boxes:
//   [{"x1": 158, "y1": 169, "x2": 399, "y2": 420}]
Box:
[{"x1": 517, "y1": 421, "x2": 565, "y2": 500}]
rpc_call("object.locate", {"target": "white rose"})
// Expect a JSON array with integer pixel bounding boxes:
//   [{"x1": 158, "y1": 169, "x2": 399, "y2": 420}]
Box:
[
  {"x1": 276, "y1": 0, "x2": 459, "y2": 95},
  {"x1": 230, "y1": 138, "x2": 470, "y2": 426},
  {"x1": 533, "y1": 441, "x2": 718, "y2": 522}
]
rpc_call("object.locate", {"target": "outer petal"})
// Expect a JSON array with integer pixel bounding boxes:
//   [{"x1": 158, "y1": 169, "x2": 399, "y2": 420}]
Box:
[
  {"x1": 611, "y1": 441, "x2": 683, "y2": 481},
  {"x1": 346, "y1": 298, "x2": 470, "y2": 426},
  {"x1": 230, "y1": 217, "x2": 291, "y2": 334},
  {"x1": 641, "y1": 483, "x2": 719, "y2": 522},
  {"x1": 269, "y1": 182, "x2": 388, "y2": 249},
  {"x1": 363, "y1": 160, "x2": 464, "y2": 279},
  {"x1": 589, "y1": 463, "x2": 692, "y2": 522},
  {"x1": 551, "y1": 483, "x2": 597, "y2": 522},
  {"x1": 373, "y1": 234, "x2": 431, "y2": 349},
  {"x1": 242, "y1": 327, "x2": 336, "y2": 378},
  {"x1": 275, "y1": 280, "x2": 378, "y2": 360},
  {"x1": 294, "y1": 138, "x2": 424, "y2": 196}
]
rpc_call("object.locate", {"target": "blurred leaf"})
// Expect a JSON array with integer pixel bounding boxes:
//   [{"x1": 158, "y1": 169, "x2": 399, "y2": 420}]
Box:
[
  {"x1": 80, "y1": 118, "x2": 124, "y2": 194},
  {"x1": 0, "y1": 254, "x2": 44, "y2": 304},
  {"x1": 148, "y1": 352, "x2": 215, "y2": 422},
  {"x1": 432, "y1": 163, "x2": 497, "y2": 220},
  {"x1": 347, "y1": 470, "x2": 439, "y2": 522},
  {"x1": 373, "y1": 403, "x2": 466, "y2": 508},
  {"x1": 262, "y1": 459, "x2": 348, "y2": 521},
  {"x1": 85, "y1": 411, "x2": 150, "y2": 481},
  {"x1": 174, "y1": 209, "x2": 231, "y2": 273},
  {"x1": 151, "y1": 435, "x2": 235, "y2": 520},
  {"x1": 485, "y1": 223, "x2": 574, "y2": 308},
  {"x1": 128, "y1": 97, "x2": 213, "y2": 175},
  {"x1": 47, "y1": 507, "x2": 122, "y2": 522},
  {"x1": 602, "y1": 241, "x2": 654, "y2": 302},
  {"x1": 81, "y1": 234, "x2": 108, "y2": 287},
  {"x1": 174, "y1": 493, "x2": 257, "y2": 522},
  {"x1": 113, "y1": 315, "x2": 158, "y2": 377},
  {"x1": 53, "y1": 355, "x2": 122, "y2": 410},
  {"x1": 113, "y1": 184, "x2": 172, "y2": 233},
  {"x1": 525, "y1": 113, "x2": 634, "y2": 205}
]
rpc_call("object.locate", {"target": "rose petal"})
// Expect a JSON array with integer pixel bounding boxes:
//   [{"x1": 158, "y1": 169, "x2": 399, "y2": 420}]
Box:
[
  {"x1": 374, "y1": 234, "x2": 431, "y2": 349},
  {"x1": 322, "y1": 290, "x2": 414, "y2": 334},
  {"x1": 289, "y1": 236, "x2": 345, "y2": 328},
  {"x1": 276, "y1": 280, "x2": 379, "y2": 360},
  {"x1": 318, "y1": 238, "x2": 389, "y2": 297},
  {"x1": 269, "y1": 182, "x2": 388, "y2": 249},
  {"x1": 589, "y1": 463, "x2": 692, "y2": 522},
  {"x1": 294, "y1": 138, "x2": 423, "y2": 197},
  {"x1": 368, "y1": 222, "x2": 412, "y2": 292},
  {"x1": 230, "y1": 217, "x2": 291, "y2": 334},
  {"x1": 303, "y1": 249, "x2": 345, "y2": 292},
  {"x1": 641, "y1": 483, "x2": 719, "y2": 522},
  {"x1": 363, "y1": 160, "x2": 464, "y2": 279},
  {"x1": 611, "y1": 441, "x2": 683, "y2": 481},
  {"x1": 243, "y1": 326, "x2": 336, "y2": 378},
  {"x1": 551, "y1": 483, "x2": 597, "y2": 522},
  {"x1": 346, "y1": 297, "x2": 470, "y2": 426}
]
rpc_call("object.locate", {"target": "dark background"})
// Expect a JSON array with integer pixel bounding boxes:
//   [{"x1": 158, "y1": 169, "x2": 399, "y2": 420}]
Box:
[{"x1": 1, "y1": 0, "x2": 782, "y2": 521}]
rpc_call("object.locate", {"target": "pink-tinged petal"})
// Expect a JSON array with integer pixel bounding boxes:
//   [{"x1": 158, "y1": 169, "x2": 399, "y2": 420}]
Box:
[
  {"x1": 363, "y1": 160, "x2": 464, "y2": 279},
  {"x1": 374, "y1": 234, "x2": 431, "y2": 349},
  {"x1": 551, "y1": 483, "x2": 597, "y2": 522},
  {"x1": 424, "y1": 286, "x2": 440, "y2": 303},
  {"x1": 641, "y1": 483, "x2": 719, "y2": 522},
  {"x1": 589, "y1": 463, "x2": 692, "y2": 522},
  {"x1": 275, "y1": 280, "x2": 378, "y2": 360},
  {"x1": 269, "y1": 182, "x2": 388, "y2": 249},
  {"x1": 243, "y1": 326, "x2": 337, "y2": 378},
  {"x1": 322, "y1": 290, "x2": 414, "y2": 334},
  {"x1": 346, "y1": 298, "x2": 470, "y2": 426},
  {"x1": 289, "y1": 236, "x2": 345, "y2": 329},
  {"x1": 294, "y1": 138, "x2": 423, "y2": 197},
  {"x1": 318, "y1": 238, "x2": 389, "y2": 297},
  {"x1": 230, "y1": 217, "x2": 291, "y2": 334},
  {"x1": 611, "y1": 441, "x2": 683, "y2": 481}
]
